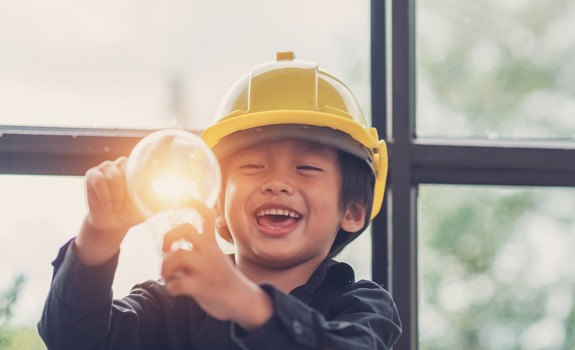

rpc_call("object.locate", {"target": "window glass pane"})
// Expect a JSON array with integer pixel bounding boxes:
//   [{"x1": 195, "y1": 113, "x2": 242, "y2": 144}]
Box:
[
  {"x1": 0, "y1": 0, "x2": 370, "y2": 130},
  {"x1": 417, "y1": 0, "x2": 575, "y2": 140},
  {"x1": 0, "y1": 175, "x2": 161, "y2": 349},
  {"x1": 338, "y1": 224, "x2": 372, "y2": 281},
  {"x1": 418, "y1": 185, "x2": 575, "y2": 349}
]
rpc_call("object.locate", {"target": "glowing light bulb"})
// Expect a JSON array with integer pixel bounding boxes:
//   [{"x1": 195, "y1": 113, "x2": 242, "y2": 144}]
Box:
[
  {"x1": 125, "y1": 129, "x2": 221, "y2": 253},
  {"x1": 151, "y1": 174, "x2": 200, "y2": 205}
]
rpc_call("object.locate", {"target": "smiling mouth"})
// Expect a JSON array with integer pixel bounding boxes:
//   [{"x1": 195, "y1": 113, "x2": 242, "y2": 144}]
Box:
[{"x1": 255, "y1": 208, "x2": 302, "y2": 229}]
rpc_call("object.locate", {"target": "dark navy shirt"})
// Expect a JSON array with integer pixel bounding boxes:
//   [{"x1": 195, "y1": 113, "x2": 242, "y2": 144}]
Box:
[{"x1": 38, "y1": 239, "x2": 401, "y2": 349}]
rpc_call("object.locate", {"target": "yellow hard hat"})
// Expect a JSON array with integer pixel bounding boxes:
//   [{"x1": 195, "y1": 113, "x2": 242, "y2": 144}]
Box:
[{"x1": 201, "y1": 52, "x2": 388, "y2": 219}]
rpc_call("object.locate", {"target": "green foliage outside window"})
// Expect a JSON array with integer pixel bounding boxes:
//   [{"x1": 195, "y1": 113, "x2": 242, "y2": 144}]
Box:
[
  {"x1": 417, "y1": 0, "x2": 575, "y2": 139},
  {"x1": 419, "y1": 186, "x2": 575, "y2": 349},
  {"x1": 0, "y1": 275, "x2": 45, "y2": 350},
  {"x1": 417, "y1": 0, "x2": 575, "y2": 347}
]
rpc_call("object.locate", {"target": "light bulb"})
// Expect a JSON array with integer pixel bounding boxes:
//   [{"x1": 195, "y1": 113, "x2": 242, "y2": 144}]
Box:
[{"x1": 125, "y1": 129, "x2": 221, "y2": 253}]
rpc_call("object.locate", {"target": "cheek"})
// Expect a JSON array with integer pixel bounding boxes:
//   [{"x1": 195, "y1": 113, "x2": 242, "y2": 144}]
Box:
[
  {"x1": 323, "y1": 175, "x2": 343, "y2": 202},
  {"x1": 307, "y1": 181, "x2": 343, "y2": 216},
  {"x1": 223, "y1": 180, "x2": 237, "y2": 219},
  {"x1": 222, "y1": 178, "x2": 250, "y2": 228}
]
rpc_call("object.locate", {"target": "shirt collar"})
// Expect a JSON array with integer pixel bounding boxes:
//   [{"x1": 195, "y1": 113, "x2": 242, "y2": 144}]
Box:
[{"x1": 290, "y1": 258, "x2": 355, "y2": 304}]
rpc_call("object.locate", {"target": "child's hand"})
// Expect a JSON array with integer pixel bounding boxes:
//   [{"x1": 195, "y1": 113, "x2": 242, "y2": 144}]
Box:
[
  {"x1": 161, "y1": 205, "x2": 273, "y2": 331},
  {"x1": 84, "y1": 157, "x2": 143, "y2": 233},
  {"x1": 75, "y1": 157, "x2": 144, "y2": 265}
]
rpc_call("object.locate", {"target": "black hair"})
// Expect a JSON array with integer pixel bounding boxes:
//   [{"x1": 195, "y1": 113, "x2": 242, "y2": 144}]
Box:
[{"x1": 329, "y1": 150, "x2": 375, "y2": 257}]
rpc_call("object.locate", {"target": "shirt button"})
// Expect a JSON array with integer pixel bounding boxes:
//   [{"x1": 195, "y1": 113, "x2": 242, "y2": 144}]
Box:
[{"x1": 292, "y1": 320, "x2": 303, "y2": 335}]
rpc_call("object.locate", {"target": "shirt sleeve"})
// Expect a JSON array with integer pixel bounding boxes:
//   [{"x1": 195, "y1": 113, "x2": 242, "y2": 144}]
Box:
[
  {"x1": 230, "y1": 282, "x2": 402, "y2": 350},
  {"x1": 37, "y1": 239, "x2": 166, "y2": 350}
]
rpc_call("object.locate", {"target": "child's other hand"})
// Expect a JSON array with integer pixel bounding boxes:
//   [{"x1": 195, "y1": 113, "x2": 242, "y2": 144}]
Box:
[
  {"x1": 75, "y1": 157, "x2": 144, "y2": 265},
  {"x1": 161, "y1": 205, "x2": 273, "y2": 331},
  {"x1": 84, "y1": 157, "x2": 143, "y2": 233}
]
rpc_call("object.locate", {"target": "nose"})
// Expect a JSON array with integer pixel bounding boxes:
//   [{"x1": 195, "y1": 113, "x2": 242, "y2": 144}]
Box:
[{"x1": 260, "y1": 172, "x2": 294, "y2": 195}]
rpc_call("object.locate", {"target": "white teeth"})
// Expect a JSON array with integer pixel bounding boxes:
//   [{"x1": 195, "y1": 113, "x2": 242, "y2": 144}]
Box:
[{"x1": 257, "y1": 208, "x2": 300, "y2": 218}]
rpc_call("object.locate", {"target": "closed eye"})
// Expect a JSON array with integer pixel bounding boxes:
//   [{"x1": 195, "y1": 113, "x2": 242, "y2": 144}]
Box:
[
  {"x1": 297, "y1": 165, "x2": 323, "y2": 172},
  {"x1": 239, "y1": 164, "x2": 263, "y2": 169},
  {"x1": 237, "y1": 164, "x2": 265, "y2": 175}
]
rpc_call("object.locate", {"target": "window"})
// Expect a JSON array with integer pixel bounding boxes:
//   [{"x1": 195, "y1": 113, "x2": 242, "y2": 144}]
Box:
[
  {"x1": 377, "y1": 0, "x2": 575, "y2": 349},
  {"x1": 0, "y1": 1, "x2": 371, "y2": 130},
  {"x1": 419, "y1": 186, "x2": 575, "y2": 349},
  {"x1": 3, "y1": 1, "x2": 574, "y2": 349},
  {"x1": 0, "y1": 1, "x2": 370, "y2": 349},
  {"x1": 416, "y1": 0, "x2": 575, "y2": 140}
]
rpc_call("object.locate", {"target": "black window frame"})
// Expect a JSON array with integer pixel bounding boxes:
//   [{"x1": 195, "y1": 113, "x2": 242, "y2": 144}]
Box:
[
  {"x1": 371, "y1": 1, "x2": 575, "y2": 349},
  {"x1": 2, "y1": 2, "x2": 575, "y2": 349}
]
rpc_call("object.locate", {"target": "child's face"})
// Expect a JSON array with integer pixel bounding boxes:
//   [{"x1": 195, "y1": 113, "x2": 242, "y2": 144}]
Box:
[{"x1": 220, "y1": 138, "x2": 356, "y2": 268}]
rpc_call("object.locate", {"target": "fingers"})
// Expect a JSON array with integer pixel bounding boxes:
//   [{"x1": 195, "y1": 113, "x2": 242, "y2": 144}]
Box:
[
  {"x1": 163, "y1": 265, "x2": 204, "y2": 297},
  {"x1": 180, "y1": 200, "x2": 217, "y2": 241},
  {"x1": 164, "y1": 276, "x2": 191, "y2": 296},
  {"x1": 161, "y1": 248, "x2": 200, "y2": 281},
  {"x1": 101, "y1": 158, "x2": 127, "y2": 210},
  {"x1": 161, "y1": 221, "x2": 223, "y2": 289},
  {"x1": 85, "y1": 157, "x2": 129, "y2": 211},
  {"x1": 162, "y1": 223, "x2": 204, "y2": 253}
]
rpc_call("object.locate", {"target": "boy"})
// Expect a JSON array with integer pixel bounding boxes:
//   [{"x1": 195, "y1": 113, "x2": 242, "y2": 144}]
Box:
[{"x1": 38, "y1": 52, "x2": 401, "y2": 349}]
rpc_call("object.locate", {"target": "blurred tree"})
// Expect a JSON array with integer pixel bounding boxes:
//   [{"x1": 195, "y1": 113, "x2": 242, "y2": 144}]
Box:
[
  {"x1": 417, "y1": 0, "x2": 575, "y2": 349},
  {"x1": 417, "y1": 0, "x2": 575, "y2": 139},
  {"x1": 0, "y1": 274, "x2": 26, "y2": 347},
  {"x1": 420, "y1": 186, "x2": 575, "y2": 350}
]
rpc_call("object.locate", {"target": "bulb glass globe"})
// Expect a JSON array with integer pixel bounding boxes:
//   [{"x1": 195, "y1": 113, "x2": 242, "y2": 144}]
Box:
[{"x1": 125, "y1": 129, "x2": 221, "y2": 252}]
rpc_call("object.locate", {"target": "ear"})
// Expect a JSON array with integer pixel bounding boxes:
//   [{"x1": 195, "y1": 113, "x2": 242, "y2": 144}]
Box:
[{"x1": 341, "y1": 202, "x2": 367, "y2": 233}]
